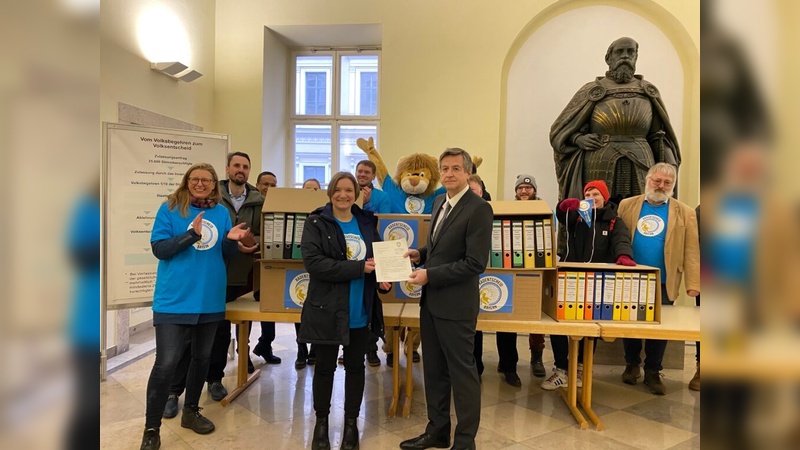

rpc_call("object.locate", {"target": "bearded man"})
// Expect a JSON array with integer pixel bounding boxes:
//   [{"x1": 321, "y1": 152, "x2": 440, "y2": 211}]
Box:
[
  {"x1": 615, "y1": 163, "x2": 700, "y2": 395},
  {"x1": 550, "y1": 37, "x2": 681, "y2": 204}
]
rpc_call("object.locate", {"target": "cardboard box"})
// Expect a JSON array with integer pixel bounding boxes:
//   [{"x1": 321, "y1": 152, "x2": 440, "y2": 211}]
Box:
[
  {"x1": 488, "y1": 199, "x2": 553, "y2": 216},
  {"x1": 259, "y1": 259, "x2": 308, "y2": 312},
  {"x1": 261, "y1": 188, "x2": 329, "y2": 260},
  {"x1": 543, "y1": 262, "x2": 662, "y2": 323},
  {"x1": 476, "y1": 268, "x2": 555, "y2": 321}
]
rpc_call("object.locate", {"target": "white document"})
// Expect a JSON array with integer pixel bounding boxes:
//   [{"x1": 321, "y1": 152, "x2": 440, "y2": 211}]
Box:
[{"x1": 372, "y1": 240, "x2": 413, "y2": 282}]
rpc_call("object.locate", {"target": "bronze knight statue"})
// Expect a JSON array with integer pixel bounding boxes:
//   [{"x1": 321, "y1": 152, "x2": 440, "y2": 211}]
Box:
[{"x1": 550, "y1": 37, "x2": 680, "y2": 204}]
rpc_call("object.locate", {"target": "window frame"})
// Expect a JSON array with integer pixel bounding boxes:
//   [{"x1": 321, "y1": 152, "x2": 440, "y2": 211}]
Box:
[{"x1": 288, "y1": 49, "x2": 381, "y2": 187}]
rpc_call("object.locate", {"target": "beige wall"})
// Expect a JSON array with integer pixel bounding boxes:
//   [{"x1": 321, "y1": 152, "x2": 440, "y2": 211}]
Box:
[
  {"x1": 101, "y1": 0, "x2": 217, "y2": 341},
  {"x1": 215, "y1": 0, "x2": 699, "y2": 200}
]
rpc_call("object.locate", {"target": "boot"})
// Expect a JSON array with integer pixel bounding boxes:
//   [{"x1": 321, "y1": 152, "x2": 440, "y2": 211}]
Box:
[
  {"x1": 341, "y1": 418, "x2": 359, "y2": 450},
  {"x1": 311, "y1": 416, "x2": 330, "y2": 450},
  {"x1": 139, "y1": 427, "x2": 160, "y2": 450},
  {"x1": 295, "y1": 344, "x2": 308, "y2": 370},
  {"x1": 530, "y1": 350, "x2": 546, "y2": 377}
]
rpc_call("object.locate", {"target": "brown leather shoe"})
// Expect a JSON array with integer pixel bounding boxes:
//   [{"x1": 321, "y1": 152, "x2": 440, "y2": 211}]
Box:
[
  {"x1": 621, "y1": 364, "x2": 641, "y2": 385},
  {"x1": 688, "y1": 363, "x2": 700, "y2": 391},
  {"x1": 643, "y1": 370, "x2": 666, "y2": 395}
]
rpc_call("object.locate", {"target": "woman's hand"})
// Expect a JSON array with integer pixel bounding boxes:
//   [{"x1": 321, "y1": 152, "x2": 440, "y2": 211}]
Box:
[
  {"x1": 364, "y1": 259, "x2": 376, "y2": 274},
  {"x1": 191, "y1": 212, "x2": 205, "y2": 236},
  {"x1": 226, "y1": 222, "x2": 250, "y2": 241},
  {"x1": 379, "y1": 282, "x2": 391, "y2": 291}
]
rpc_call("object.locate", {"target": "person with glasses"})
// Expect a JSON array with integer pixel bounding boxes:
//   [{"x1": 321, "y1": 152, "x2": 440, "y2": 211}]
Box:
[
  {"x1": 256, "y1": 171, "x2": 278, "y2": 197},
  {"x1": 139, "y1": 163, "x2": 253, "y2": 450},
  {"x1": 617, "y1": 163, "x2": 700, "y2": 395}
]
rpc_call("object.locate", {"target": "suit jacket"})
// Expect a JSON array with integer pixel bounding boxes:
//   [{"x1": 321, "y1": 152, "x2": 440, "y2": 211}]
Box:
[
  {"x1": 417, "y1": 190, "x2": 493, "y2": 321},
  {"x1": 617, "y1": 195, "x2": 700, "y2": 301}
]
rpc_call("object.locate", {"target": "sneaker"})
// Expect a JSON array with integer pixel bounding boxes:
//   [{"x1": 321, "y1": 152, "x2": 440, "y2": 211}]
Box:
[
  {"x1": 181, "y1": 406, "x2": 215, "y2": 434},
  {"x1": 386, "y1": 353, "x2": 394, "y2": 368},
  {"x1": 338, "y1": 354, "x2": 345, "y2": 365},
  {"x1": 688, "y1": 363, "x2": 700, "y2": 391},
  {"x1": 140, "y1": 427, "x2": 160, "y2": 450},
  {"x1": 207, "y1": 381, "x2": 227, "y2": 402},
  {"x1": 366, "y1": 351, "x2": 381, "y2": 367},
  {"x1": 643, "y1": 370, "x2": 666, "y2": 395},
  {"x1": 621, "y1": 364, "x2": 641, "y2": 385},
  {"x1": 576, "y1": 364, "x2": 583, "y2": 388},
  {"x1": 163, "y1": 394, "x2": 179, "y2": 419},
  {"x1": 541, "y1": 368, "x2": 568, "y2": 391},
  {"x1": 412, "y1": 351, "x2": 421, "y2": 363}
]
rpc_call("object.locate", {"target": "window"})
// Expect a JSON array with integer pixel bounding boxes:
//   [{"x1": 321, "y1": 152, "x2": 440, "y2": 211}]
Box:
[
  {"x1": 290, "y1": 50, "x2": 380, "y2": 187},
  {"x1": 304, "y1": 72, "x2": 327, "y2": 115}
]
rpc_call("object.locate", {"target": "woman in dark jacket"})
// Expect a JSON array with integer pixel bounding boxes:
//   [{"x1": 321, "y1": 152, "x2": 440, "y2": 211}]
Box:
[
  {"x1": 299, "y1": 171, "x2": 390, "y2": 450},
  {"x1": 542, "y1": 180, "x2": 636, "y2": 391}
]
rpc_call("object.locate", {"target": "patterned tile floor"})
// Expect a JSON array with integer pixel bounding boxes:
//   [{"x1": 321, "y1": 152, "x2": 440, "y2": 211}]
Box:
[{"x1": 101, "y1": 324, "x2": 700, "y2": 449}]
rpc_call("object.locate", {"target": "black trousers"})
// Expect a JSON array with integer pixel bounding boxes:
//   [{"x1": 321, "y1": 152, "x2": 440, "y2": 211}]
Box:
[
  {"x1": 312, "y1": 326, "x2": 370, "y2": 419},
  {"x1": 420, "y1": 304, "x2": 480, "y2": 449},
  {"x1": 67, "y1": 348, "x2": 99, "y2": 450},
  {"x1": 473, "y1": 331, "x2": 519, "y2": 375},
  {"x1": 549, "y1": 335, "x2": 597, "y2": 371},
  {"x1": 145, "y1": 321, "x2": 217, "y2": 429}
]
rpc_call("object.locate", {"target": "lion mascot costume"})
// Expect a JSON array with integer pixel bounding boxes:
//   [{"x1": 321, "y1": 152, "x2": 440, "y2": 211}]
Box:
[{"x1": 357, "y1": 137, "x2": 446, "y2": 214}]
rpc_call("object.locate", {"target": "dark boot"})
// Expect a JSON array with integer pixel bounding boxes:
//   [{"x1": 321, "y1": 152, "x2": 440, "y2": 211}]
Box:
[
  {"x1": 295, "y1": 344, "x2": 308, "y2": 369},
  {"x1": 139, "y1": 428, "x2": 160, "y2": 450},
  {"x1": 311, "y1": 416, "x2": 330, "y2": 450},
  {"x1": 341, "y1": 418, "x2": 359, "y2": 450},
  {"x1": 180, "y1": 406, "x2": 215, "y2": 434},
  {"x1": 530, "y1": 350, "x2": 546, "y2": 377}
]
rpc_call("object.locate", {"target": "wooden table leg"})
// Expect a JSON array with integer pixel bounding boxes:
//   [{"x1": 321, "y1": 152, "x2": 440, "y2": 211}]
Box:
[
  {"x1": 558, "y1": 335, "x2": 588, "y2": 429},
  {"x1": 402, "y1": 328, "x2": 415, "y2": 418},
  {"x1": 389, "y1": 326, "x2": 400, "y2": 418},
  {"x1": 221, "y1": 320, "x2": 261, "y2": 406},
  {"x1": 579, "y1": 337, "x2": 603, "y2": 430}
]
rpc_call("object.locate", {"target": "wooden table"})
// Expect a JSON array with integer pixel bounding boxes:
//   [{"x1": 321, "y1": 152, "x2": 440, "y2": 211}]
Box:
[
  {"x1": 398, "y1": 305, "x2": 701, "y2": 430},
  {"x1": 223, "y1": 294, "x2": 405, "y2": 409},
  {"x1": 399, "y1": 306, "x2": 602, "y2": 429}
]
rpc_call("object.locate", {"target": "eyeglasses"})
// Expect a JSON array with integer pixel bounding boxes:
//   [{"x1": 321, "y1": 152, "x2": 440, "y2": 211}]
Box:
[
  {"x1": 188, "y1": 177, "x2": 215, "y2": 186},
  {"x1": 649, "y1": 177, "x2": 674, "y2": 187}
]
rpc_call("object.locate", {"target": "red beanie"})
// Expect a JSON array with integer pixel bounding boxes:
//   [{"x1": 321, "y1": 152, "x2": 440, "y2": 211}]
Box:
[{"x1": 584, "y1": 180, "x2": 610, "y2": 202}]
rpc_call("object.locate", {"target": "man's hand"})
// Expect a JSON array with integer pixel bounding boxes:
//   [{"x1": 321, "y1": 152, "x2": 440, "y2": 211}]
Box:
[
  {"x1": 575, "y1": 133, "x2": 603, "y2": 151},
  {"x1": 408, "y1": 268, "x2": 428, "y2": 286},
  {"x1": 403, "y1": 249, "x2": 420, "y2": 264},
  {"x1": 687, "y1": 290, "x2": 700, "y2": 297},
  {"x1": 238, "y1": 241, "x2": 259, "y2": 253},
  {"x1": 378, "y1": 282, "x2": 391, "y2": 291}
]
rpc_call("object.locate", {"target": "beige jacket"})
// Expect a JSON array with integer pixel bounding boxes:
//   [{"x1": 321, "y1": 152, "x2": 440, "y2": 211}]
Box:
[{"x1": 617, "y1": 195, "x2": 700, "y2": 301}]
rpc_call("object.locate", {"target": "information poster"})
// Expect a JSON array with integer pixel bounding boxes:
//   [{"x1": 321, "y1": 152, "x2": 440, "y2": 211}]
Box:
[{"x1": 104, "y1": 123, "x2": 228, "y2": 308}]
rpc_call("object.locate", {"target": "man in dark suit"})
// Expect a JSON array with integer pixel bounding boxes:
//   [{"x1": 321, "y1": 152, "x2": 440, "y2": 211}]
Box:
[{"x1": 400, "y1": 148, "x2": 493, "y2": 450}]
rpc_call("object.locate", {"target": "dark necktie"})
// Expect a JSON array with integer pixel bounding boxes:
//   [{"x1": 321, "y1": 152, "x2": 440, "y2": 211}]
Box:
[{"x1": 433, "y1": 202, "x2": 451, "y2": 241}]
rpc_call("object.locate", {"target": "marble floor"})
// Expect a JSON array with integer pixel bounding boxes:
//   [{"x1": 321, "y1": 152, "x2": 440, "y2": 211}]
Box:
[{"x1": 101, "y1": 324, "x2": 700, "y2": 449}]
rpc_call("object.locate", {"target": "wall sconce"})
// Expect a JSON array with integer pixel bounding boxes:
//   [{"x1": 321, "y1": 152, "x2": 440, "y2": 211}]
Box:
[{"x1": 150, "y1": 62, "x2": 203, "y2": 82}]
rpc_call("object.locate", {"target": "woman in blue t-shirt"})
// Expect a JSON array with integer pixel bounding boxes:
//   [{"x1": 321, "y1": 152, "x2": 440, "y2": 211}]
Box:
[
  {"x1": 140, "y1": 163, "x2": 250, "y2": 450},
  {"x1": 299, "y1": 171, "x2": 390, "y2": 450}
]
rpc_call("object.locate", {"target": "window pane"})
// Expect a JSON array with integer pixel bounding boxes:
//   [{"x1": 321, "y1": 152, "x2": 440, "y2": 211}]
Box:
[
  {"x1": 338, "y1": 125, "x2": 377, "y2": 179},
  {"x1": 340, "y1": 54, "x2": 379, "y2": 116},
  {"x1": 294, "y1": 124, "x2": 332, "y2": 187},
  {"x1": 296, "y1": 56, "x2": 332, "y2": 115}
]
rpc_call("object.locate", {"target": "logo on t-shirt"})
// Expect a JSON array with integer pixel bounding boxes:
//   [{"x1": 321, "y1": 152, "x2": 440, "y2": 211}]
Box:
[
  {"x1": 187, "y1": 219, "x2": 219, "y2": 251},
  {"x1": 344, "y1": 233, "x2": 367, "y2": 260},
  {"x1": 479, "y1": 276, "x2": 510, "y2": 312},
  {"x1": 405, "y1": 196, "x2": 424, "y2": 214},
  {"x1": 637, "y1": 215, "x2": 666, "y2": 237}
]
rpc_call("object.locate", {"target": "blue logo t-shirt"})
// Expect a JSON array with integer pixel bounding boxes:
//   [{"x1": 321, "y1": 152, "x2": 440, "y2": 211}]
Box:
[
  {"x1": 633, "y1": 200, "x2": 669, "y2": 283},
  {"x1": 336, "y1": 217, "x2": 368, "y2": 328}
]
